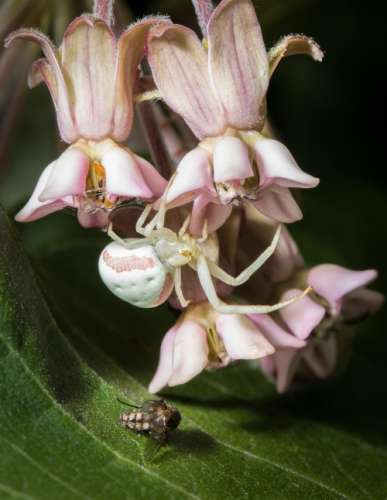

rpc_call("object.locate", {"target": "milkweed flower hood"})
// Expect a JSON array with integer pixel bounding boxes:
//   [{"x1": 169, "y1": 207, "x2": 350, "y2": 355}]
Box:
[
  {"x1": 147, "y1": 0, "x2": 323, "y2": 234},
  {"x1": 5, "y1": 10, "x2": 169, "y2": 227}
]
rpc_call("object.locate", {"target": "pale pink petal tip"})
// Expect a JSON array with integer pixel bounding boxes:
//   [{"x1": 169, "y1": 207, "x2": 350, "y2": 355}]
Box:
[
  {"x1": 303, "y1": 336, "x2": 337, "y2": 379},
  {"x1": 248, "y1": 313, "x2": 306, "y2": 349},
  {"x1": 167, "y1": 321, "x2": 209, "y2": 387},
  {"x1": 166, "y1": 147, "x2": 213, "y2": 206},
  {"x1": 102, "y1": 147, "x2": 153, "y2": 199},
  {"x1": 213, "y1": 136, "x2": 253, "y2": 183},
  {"x1": 39, "y1": 149, "x2": 89, "y2": 202},
  {"x1": 252, "y1": 187, "x2": 303, "y2": 223},
  {"x1": 216, "y1": 314, "x2": 274, "y2": 360},
  {"x1": 255, "y1": 138, "x2": 319, "y2": 189},
  {"x1": 274, "y1": 350, "x2": 299, "y2": 393},
  {"x1": 342, "y1": 289, "x2": 384, "y2": 321},
  {"x1": 279, "y1": 289, "x2": 326, "y2": 340},
  {"x1": 77, "y1": 210, "x2": 109, "y2": 229},
  {"x1": 15, "y1": 162, "x2": 69, "y2": 222},
  {"x1": 308, "y1": 264, "x2": 378, "y2": 312},
  {"x1": 189, "y1": 196, "x2": 232, "y2": 236},
  {"x1": 148, "y1": 326, "x2": 177, "y2": 394},
  {"x1": 134, "y1": 154, "x2": 168, "y2": 198}
]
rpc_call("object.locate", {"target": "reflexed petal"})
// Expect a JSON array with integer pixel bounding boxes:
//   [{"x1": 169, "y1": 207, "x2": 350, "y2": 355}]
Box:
[
  {"x1": 254, "y1": 138, "x2": 320, "y2": 189},
  {"x1": 133, "y1": 154, "x2": 168, "y2": 198},
  {"x1": 267, "y1": 225, "x2": 304, "y2": 282},
  {"x1": 308, "y1": 264, "x2": 378, "y2": 314},
  {"x1": 77, "y1": 209, "x2": 109, "y2": 229},
  {"x1": 28, "y1": 57, "x2": 52, "y2": 88},
  {"x1": 39, "y1": 148, "x2": 89, "y2": 201},
  {"x1": 147, "y1": 23, "x2": 225, "y2": 139},
  {"x1": 216, "y1": 314, "x2": 274, "y2": 360},
  {"x1": 5, "y1": 29, "x2": 75, "y2": 142},
  {"x1": 273, "y1": 350, "x2": 300, "y2": 393},
  {"x1": 213, "y1": 136, "x2": 253, "y2": 182},
  {"x1": 166, "y1": 147, "x2": 215, "y2": 207},
  {"x1": 102, "y1": 147, "x2": 153, "y2": 199},
  {"x1": 260, "y1": 355, "x2": 275, "y2": 376},
  {"x1": 252, "y1": 186, "x2": 303, "y2": 223},
  {"x1": 168, "y1": 321, "x2": 209, "y2": 386},
  {"x1": 279, "y1": 289, "x2": 326, "y2": 340},
  {"x1": 248, "y1": 314, "x2": 306, "y2": 349},
  {"x1": 303, "y1": 336, "x2": 338, "y2": 379},
  {"x1": 208, "y1": 0, "x2": 269, "y2": 130},
  {"x1": 190, "y1": 194, "x2": 232, "y2": 236},
  {"x1": 114, "y1": 17, "x2": 170, "y2": 141},
  {"x1": 15, "y1": 162, "x2": 70, "y2": 222},
  {"x1": 61, "y1": 16, "x2": 116, "y2": 140},
  {"x1": 342, "y1": 288, "x2": 384, "y2": 322},
  {"x1": 269, "y1": 34, "x2": 324, "y2": 77},
  {"x1": 148, "y1": 326, "x2": 178, "y2": 394}
]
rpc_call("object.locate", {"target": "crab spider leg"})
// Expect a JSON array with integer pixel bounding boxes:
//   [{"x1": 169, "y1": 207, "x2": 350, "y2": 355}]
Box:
[
  {"x1": 206, "y1": 225, "x2": 281, "y2": 287},
  {"x1": 197, "y1": 219, "x2": 208, "y2": 244},
  {"x1": 108, "y1": 223, "x2": 129, "y2": 247},
  {"x1": 178, "y1": 215, "x2": 191, "y2": 238},
  {"x1": 174, "y1": 267, "x2": 190, "y2": 308},
  {"x1": 196, "y1": 255, "x2": 311, "y2": 314},
  {"x1": 107, "y1": 223, "x2": 145, "y2": 249},
  {"x1": 135, "y1": 204, "x2": 153, "y2": 236},
  {"x1": 148, "y1": 172, "x2": 178, "y2": 232}
]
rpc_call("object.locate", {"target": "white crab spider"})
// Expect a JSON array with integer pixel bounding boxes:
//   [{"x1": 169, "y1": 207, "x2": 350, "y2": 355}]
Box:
[{"x1": 98, "y1": 202, "x2": 310, "y2": 313}]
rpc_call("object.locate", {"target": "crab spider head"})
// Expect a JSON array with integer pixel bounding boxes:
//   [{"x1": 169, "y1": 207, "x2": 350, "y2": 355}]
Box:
[
  {"x1": 98, "y1": 241, "x2": 174, "y2": 308},
  {"x1": 154, "y1": 239, "x2": 194, "y2": 268}
]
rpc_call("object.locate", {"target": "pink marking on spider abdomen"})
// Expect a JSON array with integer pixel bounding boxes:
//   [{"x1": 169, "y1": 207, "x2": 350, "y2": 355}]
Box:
[{"x1": 102, "y1": 249, "x2": 156, "y2": 273}]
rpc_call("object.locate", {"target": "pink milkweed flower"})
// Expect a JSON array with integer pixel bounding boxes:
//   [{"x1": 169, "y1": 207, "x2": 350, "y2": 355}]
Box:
[
  {"x1": 148, "y1": 301, "x2": 306, "y2": 393},
  {"x1": 147, "y1": 0, "x2": 323, "y2": 235},
  {"x1": 5, "y1": 10, "x2": 169, "y2": 228},
  {"x1": 260, "y1": 264, "x2": 384, "y2": 393}
]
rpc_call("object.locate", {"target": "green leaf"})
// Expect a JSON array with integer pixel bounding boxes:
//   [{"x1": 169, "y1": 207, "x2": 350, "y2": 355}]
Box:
[
  {"x1": 1, "y1": 183, "x2": 387, "y2": 500},
  {"x1": 1, "y1": 11, "x2": 386, "y2": 495}
]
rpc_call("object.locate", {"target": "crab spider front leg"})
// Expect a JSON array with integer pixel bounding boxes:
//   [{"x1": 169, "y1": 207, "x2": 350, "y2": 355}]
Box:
[
  {"x1": 140, "y1": 172, "x2": 178, "y2": 235},
  {"x1": 174, "y1": 267, "x2": 191, "y2": 308},
  {"x1": 107, "y1": 223, "x2": 145, "y2": 250},
  {"x1": 178, "y1": 215, "x2": 191, "y2": 238},
  {"x1": 135, "y1": 204, "x2": 153, "y2": 236},
  {"x1": 196, "y1": 255, "x2": 311, "y2": 314},
  {"x1": 206, "y1": 225, "x2": 281, "y2": 287}
]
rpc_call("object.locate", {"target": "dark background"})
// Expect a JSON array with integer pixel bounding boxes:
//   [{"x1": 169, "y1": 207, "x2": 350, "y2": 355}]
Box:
[
  {"x1": 0, "y1": 0, "x2": 386, "y2": 490},
  {"x1": 127, "y1": 0, "x2": 382, "y2": 187}
]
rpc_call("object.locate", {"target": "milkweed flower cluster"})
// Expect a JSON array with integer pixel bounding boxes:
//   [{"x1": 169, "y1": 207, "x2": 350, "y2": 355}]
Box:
[{"x1": 7, "y1": 0, "x2": 382, "y2": 394}]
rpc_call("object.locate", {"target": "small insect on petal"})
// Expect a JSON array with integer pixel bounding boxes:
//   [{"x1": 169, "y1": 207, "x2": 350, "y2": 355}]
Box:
[{"x1": 98, "y1": 242, "x2": 174, "y2": 308}]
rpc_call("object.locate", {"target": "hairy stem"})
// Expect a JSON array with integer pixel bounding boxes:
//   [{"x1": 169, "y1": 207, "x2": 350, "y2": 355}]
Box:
[
  {"x1": 136, "y1": 101, "x2": 172, "y2": 180},
  {"x1": 191, "y1": 0, "x2": 214, "y2": 37},
  {"x1": 93, "y1": 0, "x2": 114, "y2": 25}
]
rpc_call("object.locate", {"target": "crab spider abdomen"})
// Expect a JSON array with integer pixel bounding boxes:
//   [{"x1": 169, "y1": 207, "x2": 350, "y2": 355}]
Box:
[{"x1": 98, "y1": 242, "x2": 174, "y2": 308}]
